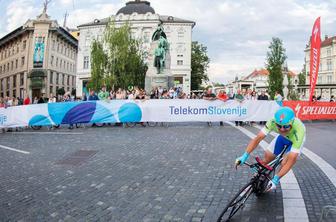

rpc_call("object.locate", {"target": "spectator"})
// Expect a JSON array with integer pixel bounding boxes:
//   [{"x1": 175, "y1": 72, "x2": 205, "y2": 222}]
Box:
[
  {"x1": 23, "y1": 95, "x2": 31, "y2": 105},
  {"x1": 88, "y1": 90, "x2": 99, "y2": 101},
  {"x1": 258, "y1": 90, "x2": 269, "y2": 125},
  {"x1": 37, "y1": 94, "x2": 46, "y2": 104},
  {"x1": 203, "y1": 88, "x2": 217, "y2": 100},
  {"x1": 274, "y1": 91, "x2": 283, "y2": 102},
  {"x1": 82, "y1": 93, "x2": 87, "y2": 101},
  {"x1": 98, "y1": 86, "x2": 109, "y2": 101},
  {"x1": 217, "y1": 90, "x2": 229, "y2": 102},
  {"x1": 48, "y1": 94, "x2": 56, "y2": 103},
  {"x1": 234, "y1": 89, "x2": 244, "y2": 126}
]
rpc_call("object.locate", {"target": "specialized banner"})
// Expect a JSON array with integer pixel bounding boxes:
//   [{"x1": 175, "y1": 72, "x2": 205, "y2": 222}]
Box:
[
  {"x1": 309, "y1": 17, "x2": 321, "y2": 101},
  {"x1": 284, "y1": 101, "x2": 336, "y2": 120},
  {"x1": 0, "y1": 100, "x2": 281, "y2": 128}
]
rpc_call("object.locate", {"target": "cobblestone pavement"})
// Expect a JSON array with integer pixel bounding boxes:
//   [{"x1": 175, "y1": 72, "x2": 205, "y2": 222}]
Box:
[
  {"x1": 0, "y1": 123, "x2": 284, "y2": 221},
  {"x1": 245, "y1": 123, "x2": 336, "y2": 222}
]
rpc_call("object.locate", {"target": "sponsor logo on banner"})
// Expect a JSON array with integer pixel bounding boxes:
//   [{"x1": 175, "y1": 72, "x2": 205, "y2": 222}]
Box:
[
  {"x1": 284, "y1": 101, "x2": 336, "y2": 120},
  {"x1": 0, "y1": 114, "x2": 8, "y2": 125},
  {"x1": 169, "y1": 105, "x2": 247, "y2": 117}
]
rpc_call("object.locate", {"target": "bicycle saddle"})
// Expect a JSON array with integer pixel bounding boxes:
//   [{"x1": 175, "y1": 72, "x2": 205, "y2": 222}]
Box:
[{"x1": 255, "y1": 157, "x2": 273, "y2": 171}]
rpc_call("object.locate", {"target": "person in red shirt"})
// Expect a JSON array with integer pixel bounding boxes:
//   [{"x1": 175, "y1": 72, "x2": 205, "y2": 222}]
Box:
[
  {"x1": 217, "y1": 90, "x2": 229, "y2": 126},
  {"x1": 217, "y1": 90, "x2": 229, "y2": 102},
  {"x1": 23, "y1": 95, "x2": 31, "y2": 105}
]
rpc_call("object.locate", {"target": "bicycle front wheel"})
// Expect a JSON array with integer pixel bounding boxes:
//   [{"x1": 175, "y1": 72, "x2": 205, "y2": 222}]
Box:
[{"x1": 217, "y1": 181, "x2": 254, "y2": 222}]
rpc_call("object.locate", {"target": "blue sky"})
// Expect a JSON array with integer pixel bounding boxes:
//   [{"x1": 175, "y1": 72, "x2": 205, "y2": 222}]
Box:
[{"x1": 0, "y1": 0, "x2": 335, "y2": 83}]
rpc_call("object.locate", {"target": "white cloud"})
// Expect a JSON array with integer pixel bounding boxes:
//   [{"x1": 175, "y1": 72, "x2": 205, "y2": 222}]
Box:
[
  {"x1": 6, "y1": 0, "x2": 39, "y2": 32},
  {"x1": 1, "y1": 0, "x2": 335, "y2": 84}
]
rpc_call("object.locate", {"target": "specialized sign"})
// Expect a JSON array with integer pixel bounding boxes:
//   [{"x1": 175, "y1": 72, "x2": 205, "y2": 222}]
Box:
[
  {"x1": 0, "y1": 100, "x2": 280, "y2": 128},
  {"x1": 309, "y1": 17, "x2": 321, "y2": 101},
  {"x1": 284, "y1": 101, "x2": 336, "y2": 120}
]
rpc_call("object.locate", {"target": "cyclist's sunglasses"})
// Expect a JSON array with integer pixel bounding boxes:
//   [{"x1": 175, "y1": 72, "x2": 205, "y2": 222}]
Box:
[{"x1": 276, "y1": 123, "x2": 291, "y2": 130}]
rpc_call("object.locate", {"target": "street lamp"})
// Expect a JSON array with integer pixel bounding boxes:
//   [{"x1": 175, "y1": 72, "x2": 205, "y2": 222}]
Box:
[{"x1": 282, "y1": 62, "x2": 289, "y2": 100}]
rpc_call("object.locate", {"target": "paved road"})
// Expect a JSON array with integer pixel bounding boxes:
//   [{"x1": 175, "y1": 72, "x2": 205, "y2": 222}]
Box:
[
  {"x1": 0, "y1": 122, "x2": 335, "y2": 221},
  {"x1": 0, "y1": 124, "x2": 283, "y2": 221},
  {"x1": 303, "y1": 121, "x2": 336, "y2": 168}
]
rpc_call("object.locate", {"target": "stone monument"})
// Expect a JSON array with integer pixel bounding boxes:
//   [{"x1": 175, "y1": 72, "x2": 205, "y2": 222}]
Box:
[{"x1": 145, "y1": 24, "x2": 171, "y2": 92}]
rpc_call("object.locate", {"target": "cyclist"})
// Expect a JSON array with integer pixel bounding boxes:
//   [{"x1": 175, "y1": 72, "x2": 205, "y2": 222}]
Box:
[{"x1": 235, "y1": 106, "x2": 305, "y2": 191}]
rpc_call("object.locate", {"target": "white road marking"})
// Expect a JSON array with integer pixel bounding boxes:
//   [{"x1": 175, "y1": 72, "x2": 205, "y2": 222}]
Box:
[
  {"x1": 10, "y1": 132, "x2": 84, "y2": 135},
  {"x1": 226, "y1": 121, "x2": 309, "y2": 222},
  {"x1": 0, "y1": 144, "x2": 30, "y2": 154}
]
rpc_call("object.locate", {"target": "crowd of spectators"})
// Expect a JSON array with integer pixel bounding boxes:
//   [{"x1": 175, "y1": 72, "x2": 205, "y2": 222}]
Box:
[{"x1": 1, "y1": 86, "x2": 335, "y2": 109}]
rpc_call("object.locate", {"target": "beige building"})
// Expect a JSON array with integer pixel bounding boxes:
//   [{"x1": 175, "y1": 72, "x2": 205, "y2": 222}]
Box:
[
  {"x1": 0, "y1": 10, "x2": 77, "y2": 100},
  {"x1": 303, "y1": 35, "x2": 336, "y2": 100}
]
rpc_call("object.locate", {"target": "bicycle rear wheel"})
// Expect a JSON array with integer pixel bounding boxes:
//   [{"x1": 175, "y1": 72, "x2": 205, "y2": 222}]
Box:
[
  {"x1": 125, "y1": 122, "x2": 136, "y2": 128},
  {"x1": 217, "y1": 181, "x2": 254, "y2": 222}
]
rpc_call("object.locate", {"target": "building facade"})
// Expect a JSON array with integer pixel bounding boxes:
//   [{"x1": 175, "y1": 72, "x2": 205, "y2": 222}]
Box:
[
  {"x1": 76, "y1": 0, "x2": 195, "y2": 97},
  {"x1": 302, "y1": 35, "x2": 336, "y2": 100},
  {"x1": 0, "y1": 10, "x2": 77, "y2": 100}
]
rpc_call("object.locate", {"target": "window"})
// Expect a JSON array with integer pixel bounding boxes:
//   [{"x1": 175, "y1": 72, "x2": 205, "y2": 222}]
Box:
[
  {"x1": 22, "y1": 40, "x2": 26, "y2": 51},
  {"x1": 20, "y1": 73, "x2": 24, "y2": 86},
  {"x1": 21, "y1": 56, "x2": 25, "y2": 66},
  {"x1": 83, "y1": 56, "x2": 89, "y2": 69},
  {"x1": 51, "y1": 55, "x2": 54, "y2": 66},
  {"x1": 62, "y1": 74, "x2": 65, "y2": 85},
  {"x1": 72, "y1": 76, "x2": 75, "y2": 86},
  {"x1": 50, "y1": 86, "x2": 53, "y2": 94},
  {"x1": 7, "y1": 77, "x2": 10, "y2": 90},
  {"x1": 177, "y1": 60, "x2": 183, "y2": 65},
  {"x1": 0, "y1": 66, "x2": 2, "y2": 74},
  {"x1": 67, "y1": 75, "x2": 70, "y2": 85},
  {"x1": 56, "y1": 73, "x2": 59, "y2": 84},
  {"x1": 56, "y1": 58, "x2": 58, "y2": 67},
  {"x1": 57, "y1": 42, "x2": 59, "y2": 52},
  {"x1": 7, "y1": 63, "x2": 9, "y2": 71},
  {"x1": 318, "y1": 76, "x2": 322, "y2": 84},
  {"x1": 11, "y1": 61, "x2": 13, "y2": 70},
  {"x1": 15, "y1": 59, "x2": 18, "y2": 69},
  {"x1": 13, "y1": 75, "x2": 16, "y2": 88},
  {"x1": 327, "y1": 49, "x2": 331, "y2": 56},
  {"x1": 50, "y1": 72, "x2": 53, "y2": 84},
  {"x1": 327, "y1": 76, "x2": 332, "y2": 83},
  {"x1": 319, "y1": 63, "x2": 322, "y2": 72},
  {"x1": 177, "y1": 54, "x2": 183, "y2": 58},
  {"x1": 327, "y1": 59, "x2": 332, "y2": 71},
  {"x1": 13, "y1": 90, "x2": 16, "y2": 98},
  {"x1": 17, "y1": 45, "x2": 19, "y2": 53},
  {"x1": 52, "y1": 40, "x2": 56, "y2": 50}
]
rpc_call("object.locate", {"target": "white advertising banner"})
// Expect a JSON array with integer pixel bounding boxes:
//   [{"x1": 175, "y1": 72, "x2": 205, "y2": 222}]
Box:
[{"x1": 0, "y1": 100, "x2": 281, "y2": 128}]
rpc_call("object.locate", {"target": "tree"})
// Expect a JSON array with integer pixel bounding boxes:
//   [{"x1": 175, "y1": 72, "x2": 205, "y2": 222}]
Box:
[
  {"x1": 266, "y1": 37, "x2": 287, "y2": 99},
  {"x1": 191, "y1": 41, "x2": 210, "y2": 90},
  {"x1": 88, "y1": 39, "x2": 106, "y2": 91},
  {"x1": 89, "y1": 20, "x2": 147, "y2": 91},
  {"x1": 298, "y1": 71, "x2": 306, "y2": 85},
  {"x1": 56, "y1": 87, "x2": 65, "y2": 96}
]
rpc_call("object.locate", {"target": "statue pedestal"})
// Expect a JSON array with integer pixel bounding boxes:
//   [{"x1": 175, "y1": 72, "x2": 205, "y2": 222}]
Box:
[{"x1": 145, "y1": 40, "x2": 171, "y2": 92}]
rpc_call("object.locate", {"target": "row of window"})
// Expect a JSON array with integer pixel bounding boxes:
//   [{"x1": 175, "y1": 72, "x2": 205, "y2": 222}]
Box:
[
  {"x1": 0, "y1": 88, "x2": 25, "y2": 98},
  {"x1": 49, "y1": 72, "x2": 75, "y2": 86},
  {"x1": 0, "y1": 57, "x2": 25, "y2": 74},
  {"x1": 50, "y1": 55, "x2": 75, "y2": 73},
  {"x1": 319, "y1": 59, "x2": 334, "y2": 72},
  {"x1": 52, "y1": 39, "x2": 76, "y2": 59},
  {"x1": 0, "y1": 40, "x2": 27, "y2": 60},
  {"x1": 318, "y1": 75, "x2": 333, "y2": 84},
  {"x1": 0, "y1": 73, "x2": 25, "y2": 92}
]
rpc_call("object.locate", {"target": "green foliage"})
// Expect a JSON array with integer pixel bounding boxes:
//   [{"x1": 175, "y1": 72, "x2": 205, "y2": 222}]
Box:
[
  {"x1": 298, "y1": 71, "x2": 306, "y2": 85},
  {"x1": 191, "y1": 41, "x2": 210, "y2": 90},
  {"x1": 89, "y1": 20, "x2": 147, "y2": 91},
  {"x1": 88, "y1": 40, "x2": 106, "y2": 90},
  {"x1": 266, "y1": 37, "x2": 287, "y2": 99},
  {"x1": 214, "y1": 82, "x2": 225, "y2": 87},
  {"x1": 56, "y1": 87, "x2": 65, "y2": 96}
]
